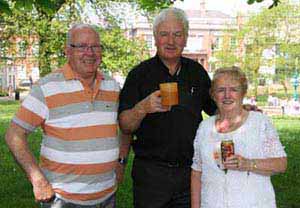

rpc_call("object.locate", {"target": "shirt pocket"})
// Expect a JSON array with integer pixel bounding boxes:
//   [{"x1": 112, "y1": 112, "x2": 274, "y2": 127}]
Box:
[{"x1": 177, "y1": 81, "x2": 202, "y2": 118}]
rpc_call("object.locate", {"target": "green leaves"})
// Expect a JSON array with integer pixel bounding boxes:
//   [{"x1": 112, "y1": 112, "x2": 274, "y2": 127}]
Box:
[
  {"x1": 0, "y1": 0, "x2": 66, "y2": 16},
  {"x1": 246, "y1": 0, "x2": 281, "y2": 9},
  {"x1": 14, "y1": 0, "x2": 33, "y2": 11},
  {"x1": 247, "y1": 0, "x2": 256, "y2": 4},
  {"x1": 0, "y1": 0, "x2": 11, "y2": 15}
]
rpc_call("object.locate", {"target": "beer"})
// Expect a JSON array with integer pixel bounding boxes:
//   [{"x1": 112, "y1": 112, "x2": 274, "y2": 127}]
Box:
[
  {"x1": 221, "y1": 140, "x2": 234, "y2": 173},
  {"x1": 159, "y1": 82, "x2": 179, "y2": 106}
]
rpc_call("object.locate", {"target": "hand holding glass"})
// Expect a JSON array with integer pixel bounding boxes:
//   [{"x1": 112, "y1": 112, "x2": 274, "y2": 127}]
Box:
[{"x1": 159, "y1": 82, "x2": 179, "y2": 106}]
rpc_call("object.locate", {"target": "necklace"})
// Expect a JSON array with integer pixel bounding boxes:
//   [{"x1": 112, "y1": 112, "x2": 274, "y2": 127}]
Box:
[{"x1": 216, "y1": 110, "x2": 249, "y2": 133}]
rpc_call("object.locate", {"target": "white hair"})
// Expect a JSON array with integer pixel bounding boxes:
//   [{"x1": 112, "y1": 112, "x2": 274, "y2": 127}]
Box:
[
  {"x1": 153, "y1": 7, "x2": 189, "y2": 37},
  {"x1": 66, "y1": 23, "x2": 99, "y2": 45}
]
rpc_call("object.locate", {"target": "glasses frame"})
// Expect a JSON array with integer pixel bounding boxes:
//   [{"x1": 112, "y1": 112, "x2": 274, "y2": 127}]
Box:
[{"x1": 69, "y1": 44, "x2": 102, "y2": 53}]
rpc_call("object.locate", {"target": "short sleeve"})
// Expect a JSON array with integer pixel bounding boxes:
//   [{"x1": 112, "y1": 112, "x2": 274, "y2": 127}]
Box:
[
  {"x1": 262, "y1": 117, "x2": 287, "y2": 158},
  {"x1": 118, "y1": 69, "x2": 141, "y2": 114},
  {"x1": 191, "y1": 124, "x2": 204, "y2": 171},
  {"x1": 12, "y1": 84, "x2": 48, "y2": 132}
]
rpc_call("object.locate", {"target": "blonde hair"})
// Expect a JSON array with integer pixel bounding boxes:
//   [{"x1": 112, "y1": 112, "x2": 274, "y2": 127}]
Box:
[{"x1": 210, "y1": 66, "x2": 248, "y2": 96}]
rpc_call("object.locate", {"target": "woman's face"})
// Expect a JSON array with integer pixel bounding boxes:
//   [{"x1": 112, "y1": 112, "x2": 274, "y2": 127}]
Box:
[{"x1": 212, "y1": 75, "x2": 245, "y2": 113}]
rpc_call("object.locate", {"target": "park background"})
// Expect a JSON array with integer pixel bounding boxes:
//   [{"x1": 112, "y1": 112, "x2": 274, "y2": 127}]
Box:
[{"x1": 0, "y1": 0, "x2": 300, "y2": 207}]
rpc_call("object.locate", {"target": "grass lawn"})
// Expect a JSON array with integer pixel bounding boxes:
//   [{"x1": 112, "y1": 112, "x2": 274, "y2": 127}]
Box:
[{"x1": 0, "y1": 101, "x2": 299, "y2": 208}]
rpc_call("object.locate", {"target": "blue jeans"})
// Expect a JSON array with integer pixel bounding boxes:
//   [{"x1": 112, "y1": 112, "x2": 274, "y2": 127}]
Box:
[{"x1": 40, "y1": 194, "x2": 116, "y2": 208}]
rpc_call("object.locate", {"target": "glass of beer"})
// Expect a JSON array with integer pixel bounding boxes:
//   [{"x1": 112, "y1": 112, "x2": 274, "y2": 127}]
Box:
[
  {"x1": 159, "y1": 82, "x2": 178, "y2": 106},
  {"x1": 221, "y1": 140, "x2": 235, "y2": 173}
]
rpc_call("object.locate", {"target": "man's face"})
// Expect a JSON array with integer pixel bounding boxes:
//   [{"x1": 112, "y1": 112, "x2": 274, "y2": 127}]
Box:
[
  {"x1": 155, "y1": 17, "x2": 187, "y2": 62},
  {"x1": 65, "y1": 27, "x2": 102, "y2": 79}
]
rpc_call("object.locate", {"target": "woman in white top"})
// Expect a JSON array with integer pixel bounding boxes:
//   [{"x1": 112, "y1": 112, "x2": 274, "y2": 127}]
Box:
[{"x1": 191, "y1": 66, "x2": 287, "y2": 208}]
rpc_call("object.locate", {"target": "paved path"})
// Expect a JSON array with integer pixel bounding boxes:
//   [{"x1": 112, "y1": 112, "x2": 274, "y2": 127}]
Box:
[{"x1": 0, "y1": 92, "x2": 28, "y2": 102}]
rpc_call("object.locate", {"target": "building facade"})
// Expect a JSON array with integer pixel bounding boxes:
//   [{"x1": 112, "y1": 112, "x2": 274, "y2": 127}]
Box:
[
  {"x1": 0, "y1": 35, "x2": 39, "y2": 91},
  {"x1": 128, "y1": 0, "x2": 238, "y2": 72}
]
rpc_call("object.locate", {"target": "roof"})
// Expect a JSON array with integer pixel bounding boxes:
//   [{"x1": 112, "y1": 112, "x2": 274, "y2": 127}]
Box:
[{"x1": 186, "y1": 9, "x2": 232, "y2": 19}]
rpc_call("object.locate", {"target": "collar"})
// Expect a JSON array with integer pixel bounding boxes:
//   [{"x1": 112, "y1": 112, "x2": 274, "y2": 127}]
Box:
[
  {"x1": 155, "y1": 54, "x2": 183, "y2": 76},
  {"x1": 62, "y1": 63, "x2": 104, "y2": 81}
]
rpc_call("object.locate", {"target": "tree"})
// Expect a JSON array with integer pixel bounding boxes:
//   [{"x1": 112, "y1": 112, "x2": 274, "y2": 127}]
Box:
[
  {"x1": 0, "y1": 1, "x2": 81, "y2": 76},
  {"x1": 247, "y1": 0, "x2": 281, "y2": 9},
  {"x1": 0, "y1": 0, "x2": 178, "y2": 15},
  {"x1": 99, "y1": 27, "x2": 149, "y2": 75},
  {"x1": 214, "y1": 0, "x2": 300, "y2": 97},
  {"x1": 0, "y1": 0, "x2": 170, "y2": 77}
]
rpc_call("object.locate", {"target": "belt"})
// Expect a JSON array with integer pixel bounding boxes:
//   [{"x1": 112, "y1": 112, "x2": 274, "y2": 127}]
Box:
[{"x1": 135, "y1": 156, "x2": 191, "y2": 168}]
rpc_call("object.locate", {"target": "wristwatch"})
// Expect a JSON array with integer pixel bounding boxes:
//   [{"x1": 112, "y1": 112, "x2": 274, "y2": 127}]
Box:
[
  {"x1": 253, "y1": 159, "x2": 258, "y2": 170},
  {"x1": 118, "y1": 157, "x2": 128, "y2": 165},
  {"x1": 250, "y1": 159, "x2": 257, "y2": 171}
]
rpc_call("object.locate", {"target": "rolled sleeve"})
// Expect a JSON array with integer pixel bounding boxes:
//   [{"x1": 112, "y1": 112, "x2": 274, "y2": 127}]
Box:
[{"x1": 13, "y1": 84, "x2": 48, "y2": 132}]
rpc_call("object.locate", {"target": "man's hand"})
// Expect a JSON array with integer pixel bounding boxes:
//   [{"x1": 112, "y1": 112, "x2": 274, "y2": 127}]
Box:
[
  {"x1": 136, "y1": 90, "x2": 170, "y2": 114},
  {"x1": 31, "y1": 176, "x2": 55, "y2": 202},
  {"x1": 119, "y1": 90, "x2": 170, "y2": 133},
  {"x1": 116, "y1": 163, "x2": 125, "y2": 184}
]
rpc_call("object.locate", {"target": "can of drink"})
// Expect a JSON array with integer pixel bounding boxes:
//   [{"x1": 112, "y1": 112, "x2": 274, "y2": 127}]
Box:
[{"x1": 221, "y1": 140, "x2": 234, "y2": 173}]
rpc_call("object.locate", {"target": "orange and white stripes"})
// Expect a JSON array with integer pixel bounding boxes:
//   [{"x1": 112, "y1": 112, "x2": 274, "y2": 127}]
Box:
[{"x1": 12, "y1": 63, "x2": 120, "y2": 205}]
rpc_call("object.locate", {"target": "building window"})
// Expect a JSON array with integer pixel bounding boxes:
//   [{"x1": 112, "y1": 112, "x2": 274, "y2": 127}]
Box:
[
  {"x1": 18, "y1": 40, "x2": 27, "y2": 57},
  {"x1": 32, "y1": 42, "x2": 39, "y2": 56},
  {"x1": 187, "y1": 36, "x2": 202, "y2": 52},
  {"x1": 214, "y1": 37, "x2": 222, "y2": 50},
  {"x1": 230, "y1": 37, "x2": 237, "y2": 49},
  {"x1": 145, "y1": 35, "x2": 153, "y2": 49}
]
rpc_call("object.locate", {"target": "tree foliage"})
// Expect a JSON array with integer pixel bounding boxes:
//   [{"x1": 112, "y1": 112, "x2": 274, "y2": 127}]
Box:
[
  {"x1": 0, "y1": 0, "x2": 169, "y2": 77},
  {"x1": 247, "y1": 0, "x2": 281, "y2": 9},
  {"x1": 99, "y1": 27, "x2": 149, "y2": 75},
  {"x1": 214, "y1": 0, "x2": 300, "y2": 97}
]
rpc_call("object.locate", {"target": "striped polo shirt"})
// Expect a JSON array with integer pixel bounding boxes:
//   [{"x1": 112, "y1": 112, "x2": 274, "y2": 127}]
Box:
[{"x1": 12, "y1": 63, "x2": 120, "y2": 205}]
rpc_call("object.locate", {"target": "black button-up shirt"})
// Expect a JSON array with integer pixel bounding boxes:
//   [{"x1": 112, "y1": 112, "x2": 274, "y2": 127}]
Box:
[{"x1": 118, "y1": 55, "x2": 216, "y2": 165}]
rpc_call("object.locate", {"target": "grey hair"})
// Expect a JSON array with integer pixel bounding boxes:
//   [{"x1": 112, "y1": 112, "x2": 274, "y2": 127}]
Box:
[
  {"x1": 210, "y1": 66, "x2": 248, "y2": 95},
  {"x1": 153, "y1": 7, "x2": 189, "y2": 37},
  {"x1": 66, "y1": 23, "x2": 99, "y2": 45}
]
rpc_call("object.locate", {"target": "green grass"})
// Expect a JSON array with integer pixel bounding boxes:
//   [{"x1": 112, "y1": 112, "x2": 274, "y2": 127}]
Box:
[{"x1": 0, "y1": 101, "x2": 299, "y2": 207}]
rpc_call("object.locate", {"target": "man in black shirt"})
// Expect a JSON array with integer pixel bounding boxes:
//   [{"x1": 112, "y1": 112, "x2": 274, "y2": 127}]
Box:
[{"x1": 118, "y1": 7, "x2": 216, "y2": 208}]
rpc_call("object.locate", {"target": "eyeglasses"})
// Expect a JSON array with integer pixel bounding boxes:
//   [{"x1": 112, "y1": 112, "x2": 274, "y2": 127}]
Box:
[{"x1": 69, "y1": 44, "x2": 101, "y2": 52}]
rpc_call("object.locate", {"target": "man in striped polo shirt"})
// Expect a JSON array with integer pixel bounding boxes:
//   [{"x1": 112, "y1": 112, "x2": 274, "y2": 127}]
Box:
[{"x1": 5, "y1": 24, "x2": 130, "y2": 207}]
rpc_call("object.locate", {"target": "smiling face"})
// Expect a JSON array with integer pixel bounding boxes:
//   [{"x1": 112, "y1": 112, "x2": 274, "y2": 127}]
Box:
[
  {"x1": 212, "y1": 75, "x2": 246, "y2": 113},
  {"x1": 65, "y1": 27, "x2": 101, "y2": 80},
  {"x1": 154, "y1": 15, "x2": 187, "y2": 63}
]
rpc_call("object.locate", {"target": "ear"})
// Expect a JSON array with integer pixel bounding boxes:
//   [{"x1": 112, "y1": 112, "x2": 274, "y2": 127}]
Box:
[
  {"x1": 154, "y1": 35, "x2": 158, "y2": 47},
  {"x1": 184, "y1": 35, "x2": 188, "y2": 47},
  {"x1": 209, "y1": 89, "x2": 215, "y2": 101},
  {"x1": 64, "y1": 44, "x2": 70, "y2": 57}
]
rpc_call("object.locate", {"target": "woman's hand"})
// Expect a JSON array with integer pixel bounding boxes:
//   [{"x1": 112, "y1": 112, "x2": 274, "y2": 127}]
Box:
[{"x1": 223, "y1": 154, "x2": 251, "y2": 172}]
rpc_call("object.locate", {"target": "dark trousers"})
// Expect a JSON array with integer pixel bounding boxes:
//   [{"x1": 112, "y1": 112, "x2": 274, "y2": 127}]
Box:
[{"x1": 132, "y1": 157, "x2": 191, "y2": 208}]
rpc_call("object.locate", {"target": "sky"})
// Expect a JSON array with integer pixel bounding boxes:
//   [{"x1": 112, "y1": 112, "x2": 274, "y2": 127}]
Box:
[{"x1": 174, "y1": 0, "x2": 274, "y2": 15}]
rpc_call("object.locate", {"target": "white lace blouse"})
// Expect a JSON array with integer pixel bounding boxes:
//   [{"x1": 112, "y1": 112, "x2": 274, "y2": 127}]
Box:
[{"x1": 192, "y1": 111, "x2": 286, "y2": 208}]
